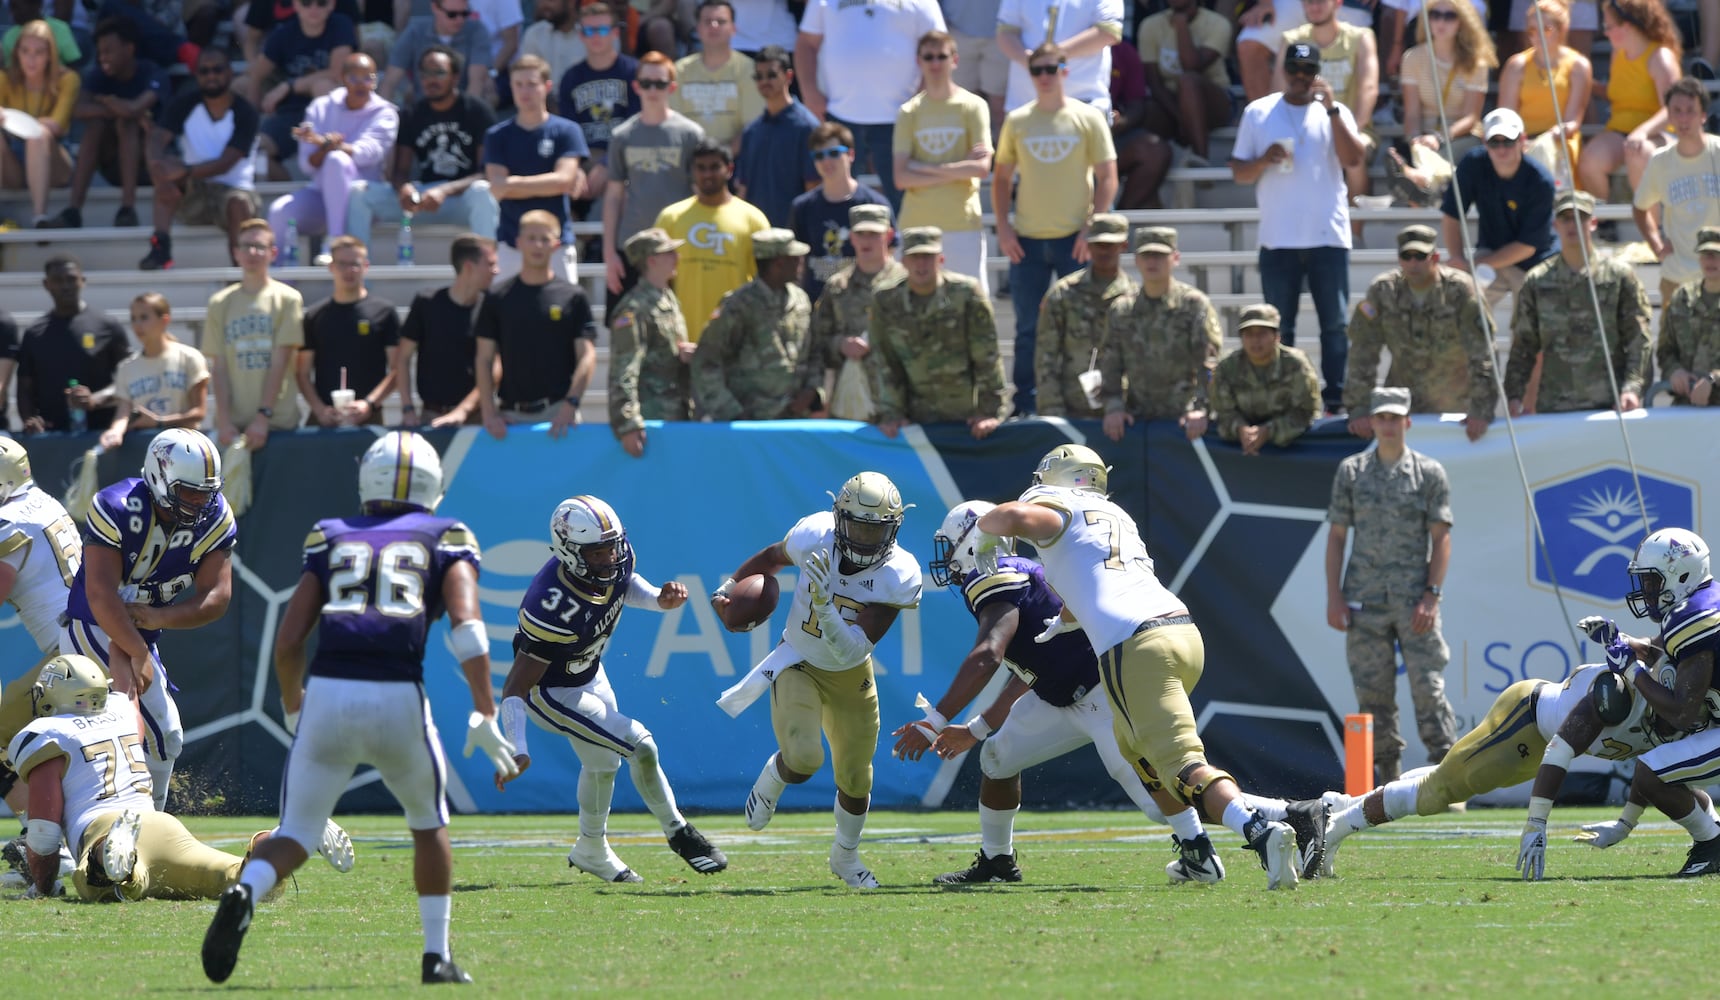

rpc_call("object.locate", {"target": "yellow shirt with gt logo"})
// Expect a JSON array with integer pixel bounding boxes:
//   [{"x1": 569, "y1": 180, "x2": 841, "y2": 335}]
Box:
[
  {"x1": 995, "y1": 99, "x2": 1116, "y2": 240},
  {"x1": 654, "y1": 195, "x2": 771, "y2": 342}
]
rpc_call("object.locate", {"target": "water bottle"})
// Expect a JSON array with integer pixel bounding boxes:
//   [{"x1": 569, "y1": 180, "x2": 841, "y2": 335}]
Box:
[
  {"x1": 398, "y1": 212, "x2": 415, "y2": 266},
  {"x1": 285, "y1": 218, "x2": 299, "y2": 266},
  {"x1": 67, "y1": 379, "x2": 86, "y2": 434}
]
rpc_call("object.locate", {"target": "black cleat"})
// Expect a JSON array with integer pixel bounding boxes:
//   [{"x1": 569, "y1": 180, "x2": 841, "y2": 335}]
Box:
[
  {"x1": 668, "y1": 822, "x2": 728, "y2": 874},
  {"x1": 2, "y1": 835, "x2": 26, "y2": 873},
  {"x1": 1675, "y1": 835, "x2": 1720, "y2": 877},
  {"x1": 933, "y1": 850, "x2": 1023, "y2": 885},
  {"x1": 201, "y1": 883, "x2": 254, "y2": 983},
  {"x1": 1166, "y1": 833, "x2": 1226, "y2": 883},
  {"x1": 422, "y1": 953, "x2": 474, "y2": 984},
  {"x1": 1285, "y1": 798, "x2": 1331, "y2": 880}
]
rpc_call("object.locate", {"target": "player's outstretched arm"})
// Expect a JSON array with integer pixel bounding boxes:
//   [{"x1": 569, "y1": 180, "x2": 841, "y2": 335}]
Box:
[
  {"x1": 494, "y1": 652, "x2": 550, "y2": 790},
  {"x1": 893, "y1": 602, "x2": 1019, "y2": 761},
  {"x1": 624, "y1": 573, "x2": 687, "y2": 611},
  {"x1": 23, "y1": 759, "x2": 66, "y2": 898},
  {"x1": 933, "y1": 673, "x2": 1032, "y2": 760},
  {"x1": 443, "y1": 561, "x2": 518, "y2": 780},
  {"x1": 712, "y1": 542, "x2": 793, "y2": 616},
  {"x1": 978, "y1": 502, "x2": 1064, "y2": 546},
  {"x1": 128, "y1": 549, "x2": 233, "y2": 633},
  {"x1": 273, "y1": 570, "x2": 326, "y2": 727}
]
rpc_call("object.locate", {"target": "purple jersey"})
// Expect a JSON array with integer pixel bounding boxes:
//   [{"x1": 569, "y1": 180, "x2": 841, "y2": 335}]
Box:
[
  {"x1": 1659, "y1": 579, "x2": 1720, "y2": 670},
  {"x1": 512, "y1": 551, "x2": 635, "y2": 688},
  {"x1": 302, "y1": 511, "x2": 480, "y2": 682},
  {"x1": 66, "y1": 478, "x2": 237, "y2": 644},
  {"x1": 961, "y1": 554, "x2": 1099, "y2": 708}
]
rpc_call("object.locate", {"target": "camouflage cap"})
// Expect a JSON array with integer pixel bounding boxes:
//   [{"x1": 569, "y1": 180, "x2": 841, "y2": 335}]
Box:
[
  {"x1": 849, "y1": 204, "x2": 891, "y2": 234},
  {"x1": 1553, "y1": 188, "x2": 1597, "y2": 217},
  {"x1": 1134, "y1": 226, "x2": 1177, "y2": 254},
  {"x1": 1371, "y1": 386, "x2": 1412, "y2": 415},
  {"x1": 901, "y1": 226, "x2": 944, "y2": 255},
  {"x1": 753, "y1": 228, "x2": 811, "y2": 259},
  {"x1": 1086, "y1": 213, "x2": 1129, "y2": 244},
  {"x1": 1698, "y1": 227, "x2": 1720, "y2": 253},
  {"x1": 1238, "y1": 303, "x2": 1281, "y2": 331},
  {"x1": 1397, "y1": 224, "x2": 1437, "y2": 255},
  {"x1": 622, "y1": 227, "x2": 684, "y2": 266}
]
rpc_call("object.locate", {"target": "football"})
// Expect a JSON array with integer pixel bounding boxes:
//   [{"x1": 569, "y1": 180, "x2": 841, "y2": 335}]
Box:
[{"x1": 721, "y1": 574, "x2": 780, "y2": 632}]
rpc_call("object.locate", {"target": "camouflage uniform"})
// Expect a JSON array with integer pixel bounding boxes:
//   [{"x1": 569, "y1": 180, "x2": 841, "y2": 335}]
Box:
[
  {"x1": 1328, "y1": 439, "x2": 1457, "y2": 774},
  {"x1": 1657, "y1": 279, "x2": 1720, "y2": 406},
  {"x1": 1035, "y1": 267, "x2": 1137, "y2": 418},
  {"x1": 608, "y1": 282, "x2": 694, "y2": 433},
  {"x1": 811, "y1": 260, "x2": 907, "y2": 368},
  {"x1": 1210, "y1": 345, "x2": 1322, "y2": 445},
  {"x1": 691, "y1": 279, "x2": 819, "y2": 420},
  {"x1": 1344, "y1": 266, "x2": 1499, "y2": 422},
  {"x1": 868, "y1": 271, "x2": 1010, "y2": 425},
  {"x1": 1505, "y1": 255, "x2": 1650, "y2": 412},
  {"x1": 1101, "y1": 279, "x2": 1223, "y2": 421}
]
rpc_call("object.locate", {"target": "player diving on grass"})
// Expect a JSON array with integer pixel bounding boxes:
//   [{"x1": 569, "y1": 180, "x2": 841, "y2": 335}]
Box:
[
  {"x1": 494, "y1": 494, "x2": 727, "y2": 882},
  {"x1": 712, "y1": 472, "x2": 923, "y2": 889}
]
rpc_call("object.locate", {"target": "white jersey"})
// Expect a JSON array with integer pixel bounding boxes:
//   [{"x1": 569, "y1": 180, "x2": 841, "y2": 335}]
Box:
[
  {"x1": 780, "y1": 511, "x2": 922, "y2": 671},
  {"x1": 0, "y1": 485, "x2": 82, "y2": 652},
  {"x1": 1534, "y1": 664, "x2": 1672, "y2": 761},
  {"x1": 7, "y1": 704, "x2": 154, "y2": 852},
  {"x1": 1019, "y1": 484, "x2": 1184, "y2": 654}
]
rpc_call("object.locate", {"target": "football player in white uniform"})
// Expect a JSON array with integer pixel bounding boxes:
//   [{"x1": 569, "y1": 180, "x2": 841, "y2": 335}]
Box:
[
  {"x1": 978, "y1": 445, "x2": 1310, "y2": 889},
  {"x1": 712, "y1": 472, "x2": 923, "y2": 889}
]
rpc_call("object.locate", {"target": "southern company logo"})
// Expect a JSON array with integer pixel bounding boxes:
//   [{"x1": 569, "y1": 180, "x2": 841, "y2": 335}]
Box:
[{"x1": 1529, "y1": 466, "x2": 1698, "y2": 602}]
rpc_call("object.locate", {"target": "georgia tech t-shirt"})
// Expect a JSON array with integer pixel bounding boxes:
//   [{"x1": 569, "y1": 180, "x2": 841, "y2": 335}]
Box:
[{"x1": 653, "y1": 195, "x2": 771, "y2": 342}]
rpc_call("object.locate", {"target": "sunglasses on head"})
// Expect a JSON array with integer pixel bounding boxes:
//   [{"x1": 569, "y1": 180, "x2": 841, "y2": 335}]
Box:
[
  {"x1": 812, "y1": 145, "x2": 850, "y2": 160},
  {"x1": 1398, "y1": 250, "x2": 1429, "y2": 261},
  {"x1": 580, "y1": 23, "x2": 614, "y2": 35},
  {"x1": 1028, "y1": 63, "x2": 1063, "y2": 76},
  {"x1": 1426, "y1": 7, "x2": 1459, "y2": 19},
  {"x1": 636, "y1": 77, "x2": 670, "y2": 89}
]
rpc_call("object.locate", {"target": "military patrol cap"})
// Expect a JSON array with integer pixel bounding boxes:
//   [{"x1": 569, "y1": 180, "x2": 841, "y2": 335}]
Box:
[
  {"x1": 1697, "y1": 227, "x2": 1720, "y2": 254},
  {"x1": 1553, "y1": 188, "x2": 1596, "y2": 217},
  {"x1": 1397, "y1": 224, "x2": 1437, "y2": 255},
  {"x1": 849, "y1": 204, "x2": 891, "y2": 234},
  {"x1": 623, "y1": 227, "x2": 684, "y2": 266},
  {"x1": 1086, "y1": 213, "x2": 1129, "y2": 244},
  {"x1": 1238, "y1": 303, "x2": 1281, "y2": 331},
  {"x1": 753, "y1": 228, "x2": 811, "y2": 259},
  {"x1": 1371, "y1": 386, "x2": 1411, "y2": 415},
  {"x1": 1134, "y1": 226, "x2": 1178, "y2": 254},
  {"x1": 901, "y1": 226, "x2": 944, "y2": 255}
]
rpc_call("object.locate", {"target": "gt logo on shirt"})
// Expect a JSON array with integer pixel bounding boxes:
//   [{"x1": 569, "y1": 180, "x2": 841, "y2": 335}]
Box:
[
  {"x1": 686, "y1": 222, "x2": 737, "y2": 255},
  {"x1": 915, "y1": 127, "x2": 963, "y2": 157},
  {"x1": 1024, "y1": 135, "x2": 1079, "y2": 163}
]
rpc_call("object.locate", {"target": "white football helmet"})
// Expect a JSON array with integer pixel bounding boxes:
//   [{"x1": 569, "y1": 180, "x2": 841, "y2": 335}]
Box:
[
  {"x1": 31, "y1": 654, "x2": 110, "y2": 718},
  {"x1": 1627, "y1": 527, "x2": 1712, "y2": 622},
  {"x1": 550, "y1": 495, "x2": 630, "y2": 586},
  {"x1": 930, "y1": 500, "x2": 1015, "y2": 588},
  {"x1": 0, "y1": 436, "x2": 32, "y2": 499},
  {"x1": 358, "y1": 431, "x2": 444, "y2": 513},
  {"x1": 142, "y1": 428, "x2": 222, "y2": 526},
  {"x1": 830, "y1": 471, "x2": 912, "y2": 570},
  {"x1": 1032, "y1": 444, "x2": 1109, "y2": 494}
]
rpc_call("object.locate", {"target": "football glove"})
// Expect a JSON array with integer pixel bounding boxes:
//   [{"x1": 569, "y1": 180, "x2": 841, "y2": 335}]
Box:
[
  {"x1": 283, "y1": 708, "x2": 299, "y2": 736},
  {"x1": 1575, "y1": 817, "x2": 1636, "y2": 849},
  {"x1": 1604, "y1": 635, "x2": 1637, "y2": 674},
  {"x1": 1516, "y1": 818, "x2": 1547, "y2": 881},
  {"x1": 802, "y1": 548, "x2": 834, "y2": 609},
  {"x1": 1578, "y1": 616, "x2": 1619, "y2": 646},
  {"x1": 1035, "y1": 615, "x2": 1080, "y2": 644},
  {"x1": 464, "y1": 712, "x2": 519, "y2": 778}
]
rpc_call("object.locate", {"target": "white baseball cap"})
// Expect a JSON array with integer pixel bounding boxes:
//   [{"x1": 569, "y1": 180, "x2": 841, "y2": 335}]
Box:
[{"x1": 1482, "y1": 108, "x2": 1525, "y2": 141}]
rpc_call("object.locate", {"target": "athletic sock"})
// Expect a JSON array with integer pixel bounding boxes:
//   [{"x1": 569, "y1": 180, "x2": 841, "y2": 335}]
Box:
[
  {"x1": 147, "y1": 759, "x2": 172, "y2": 812},
  {"x1": 1381, "y1": 775, "x2": 1427, "y2": 821},
  {"x1": 1676, "y1": 805, "x2": 1720, "y2": 842},
  {"x1": 629, "y1": 740, "x2": 686, "y2": 836},
  {"x1": 978, "y1": 805, "x2": 1018, "y2": 858},
  {"x1": 833, "y1": 800, "x2": 866, "y2": 851},
  {"x1": 753, "y1": 755, "x2": 787, "y2": 804},
  {"x1": 1220, "y1": 799, "x2": 1256, "y2": 838},
  {"x1": 1333, "y1": 801, "x2": 1372, "y2": 835},
  {"x1": 577, "y1": 769, "x2": 617, "y2": 842},
  {"x1": 418, "y1": 895, "x2": 451, "y2": 961},
  {"x1": 1166, "y1": 806, "x2": 1203, "y2": 841},
  {"x1": 1241, "y1": 795, "x2": 1287, "y2": 821},
  {"x1": 239, "y1": 858, "x2": 278, "y2": 899}
]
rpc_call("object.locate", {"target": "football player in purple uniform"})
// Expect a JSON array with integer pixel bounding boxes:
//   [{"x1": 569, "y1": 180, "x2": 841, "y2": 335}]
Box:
[
  {"x1": 201, "y1": 431, "x2": 517, "y2": 987},
  {"x1": 496, "y1": 495, "x2": 726, "y2": 882}
]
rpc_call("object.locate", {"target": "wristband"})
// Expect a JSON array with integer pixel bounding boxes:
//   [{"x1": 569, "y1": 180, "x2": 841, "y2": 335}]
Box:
[
  {"x1": 565, "y1": 395, "x2": 581, "y2": 408},
  {"x1": 913, "y1": 692, "x2": 947, "y2": 733},
  {"x1": 1326, "y1": 105, "x2": 1341, "y2": 117},
  {"x1": 966, "y1": 714, "x2": 994, "y2": 740}
]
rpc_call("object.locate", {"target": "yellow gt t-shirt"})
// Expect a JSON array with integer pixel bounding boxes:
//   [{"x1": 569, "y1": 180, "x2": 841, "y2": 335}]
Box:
[
  {"x1": 671, "y1": 51, "x2": 764, "y2": 148},
  {"x1": 654, "y1": 195, "x2": 772, "y2": 341},
  {"x1": 995, "y1": 100, "x2": 1116, "y2": 239},
  {"x1": 202, "y1": 279, "x2": 304, "y2": 429},
  {"x1": 894, "y1": 88, "x2": 991, "y2": 233}
]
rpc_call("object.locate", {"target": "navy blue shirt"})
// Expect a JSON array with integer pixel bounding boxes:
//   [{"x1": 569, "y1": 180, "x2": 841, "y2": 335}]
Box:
[
  {"x1": 790, "y1": 182, "x2": 891, "y2": 300},
  {"x1": 1441, "y1": 147, "x2": 1559, "y2": 269},
  {"x1": 482, "y1": 113, "x2": 590, "y2": 246},
  {"x1": 82, "y1": 57, "x2": 170, "y2": 122},
  {"x1": 734, "y1": 99, "x2": 820, "y2": 227},
  {"x1": 557, "y1": 55, "x2": 640, "y2": 152},
  {"x1": 262, "y1": 12, "x2": 357, "y2": 80}
]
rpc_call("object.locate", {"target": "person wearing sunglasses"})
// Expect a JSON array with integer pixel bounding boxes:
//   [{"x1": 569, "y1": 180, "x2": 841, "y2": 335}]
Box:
[
  {"x1": 789, "y1": 122, "x2": 891, "y2": 300},
  {"x1": 734, "y1": 45, "x2": 819, "y2": 229},
  {"x1": 1343, "y1": 224, "x2": 1497, "y2": 444},
  {"x1": 518, "y1": 0, "x2": 590, "y2": 92},
  {"x1": 894, "y1": 30, "x2": 994, "y2": 296},
  {"x1": 601, "y1": 52, "x2": 704, "y2": 299},
  {"x1": 1439, "y1": 108, "x2": 1558, "y2": 314},
  {"x1": 1383, "y1": 0, "x2": 1495, "y2": 207},
  {"x1": 379, "y1": 0, "x2": 492, "y2": 105},
  {"x1": 995, "y1": 0, "x2": 1122, "y2": 120},
  {"x1": 243, "y1": 0, "x2": 357, "y2": 181},
  {"x1": 1275, "y1": 0, "x2": 1378, "y2": 220},
  {"x1": 556, "y1": 1, "x2": 639, "y2": 227}
]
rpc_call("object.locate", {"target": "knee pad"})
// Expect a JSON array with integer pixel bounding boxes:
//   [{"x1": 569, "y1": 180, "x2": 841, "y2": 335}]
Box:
[
  {"x1": 630, "y1": 734, "x2": 659, "y2": 770},
  {"x1": 572, "y1": 742, "x2": 623, "y2": 775},
  {"x1": 1172, "y1": 763, "x2": 1233, "y2": 811},
  {"x1": 978, "y1": 741, "x2": 1016, "y2": 781}
]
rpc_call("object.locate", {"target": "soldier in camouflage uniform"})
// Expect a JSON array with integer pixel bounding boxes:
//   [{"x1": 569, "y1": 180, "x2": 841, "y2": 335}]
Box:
[
  {"x1": 1344, "y1": 225, "x2": 1498, "y2": 442},
  {"x1": 868, "y1": 226, "x2": 1010, "y2": 438},
  {"x1": 1325, "y1": 386, "x2": 1456, "y2": 782},
  {"x1": 1100, "y1": 225, "x2": 1223, "y2": 442},
  {"x1": 692, "y1": 228, "x2": 824, "y2": 421},
  {"x1": 609, "y1": 228, "x2": 696, "y2": 458},
  {"x1": 1505, "y1": 190, "x2": 1650, "y2": 415},
  {"x1": 1658, "y1": 226, "x2": 1720, "y2": 407},
  {"x1": 1210, "y1": 303, "x2": 1322, "y2": 455},
  {"x1": 1035, "y1": 213, "x2": 1136, "y2": 420},
  {"x1": 809, "y1": 205, "x2": 907, "y2": 421}
]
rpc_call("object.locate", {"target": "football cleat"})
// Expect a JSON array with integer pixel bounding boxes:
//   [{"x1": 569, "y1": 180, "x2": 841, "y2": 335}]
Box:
[
  {"x1": 1243, "y1": 815, "x2": 1299, "y2": 891},
  {"x1": 744, "y1": 788, "x2": 778, "y2": 832},
  {"x1": 201, "y1": 882, "x2": 255, "y2": 983},
  {"x1": 1166, "y1": 834, "x2": 1226, "y2": 884},
  {"x1": 568, "y1": 838, "x2": 643, "y2": 883},
  {"x1": 829, "y1": 845, "x2": 880, "y2": 889},
  {"x1": 933, "y1": 850, "x2": 1023, "y2": 885},
  {"x1": 422, "y1": 953, "x2": 474, "y2": 984},
  {"x1": 317, "y1": 819, "x2": 356, "y2": 873},
  {"x1": 1675, "y1": 835, "x2": 1720, "y2": 878},
  {"x1": 1284, "y1": 797, "x2": 1330, "y2": 881},
  {"x1": 101, "y1": 808, "x2": 143, "y2": 888},
  {"x1": 667, "y1": 823, "x2": 728, "y2": 874},
  {"x1": 2, "y1": 835, "x2": 26, "y2": 873}
]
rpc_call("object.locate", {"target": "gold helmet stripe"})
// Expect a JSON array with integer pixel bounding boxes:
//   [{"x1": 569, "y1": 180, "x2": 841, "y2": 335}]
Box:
[
  {"x1": 393, "y1": 433, "x2": 413, "y2": 500},
  {"x1": 572, "y1": 495, "x2": 614, "y2": 533}
]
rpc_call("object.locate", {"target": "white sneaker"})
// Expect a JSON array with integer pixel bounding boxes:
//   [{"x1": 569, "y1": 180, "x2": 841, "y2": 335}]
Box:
[
  {"x1": 102, "y1": 809, "x2": 143, "y2": 886},
  {"x1": 568, "y1": 838, "x2": 643, "y2": 883},
  {"x1": 744, "y1": 788, "x2": 778, "y2": 832},
  {"x1": 829, "y1": 845, "x2": 879, "y2": 889},
  {"x1": 317, "y1": 820, "x2": 355, "y2": 873}
]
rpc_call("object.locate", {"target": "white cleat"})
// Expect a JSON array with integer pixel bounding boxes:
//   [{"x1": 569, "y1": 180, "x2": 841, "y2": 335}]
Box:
[
  {"x1": 744, "y1": 789, "x2": 778, "y2": 832},
  {"x1": 829, "y1": 845, "x2": 879, "y2": 889},
  {"x1": 102, "y1": 808, "x2": 143, "y2": 887},
  {"x1": 1320, "y1": 789, "x2": 1357, "y2": 813},
  {"x1": 1246, "y1": 818, "x2": 1299, "y2": 891},
  {"x1": 317, "y1": 819, "x2": 355, "y2": 873},
  {"x1": 568, "y1": 838, "x2": 643, "y2": 883}
]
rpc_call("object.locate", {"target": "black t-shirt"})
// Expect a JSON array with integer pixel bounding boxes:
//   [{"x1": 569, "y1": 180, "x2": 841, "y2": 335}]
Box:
[
  {"x1": 474, "y1": 276, "x2": 596, "y2": 405},
  {"x1": 246, "y1": 0, "x2": 364, "y2": 34},
  {"x1": 18, "y1": 308, "x2": 130, "y2": 431},
  {"x1": 401, "y1": 93, "x2": 497, "y2": 186},
  {"x1": 303, "y1": 295, "x2": 400, "y2": 404},
  {"x1": 400, "y1": 288, "x2": 482, "y2": 407}
]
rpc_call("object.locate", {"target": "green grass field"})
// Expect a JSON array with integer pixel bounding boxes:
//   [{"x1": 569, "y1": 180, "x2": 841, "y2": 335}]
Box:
[{"x1": 14, "y1": 806, "x2": 1711, "y2": 996}]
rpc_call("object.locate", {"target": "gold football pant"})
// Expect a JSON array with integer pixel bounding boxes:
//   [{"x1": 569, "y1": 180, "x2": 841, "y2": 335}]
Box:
[
  {"x1": 1098, "y1": 622, "x2": 1208, "y2": 783},
  {"x1": 771, "y1": 660, "x2": 880, "y2": 799},
  {"x1": 74, "y1": 810, "x2": 244, "y2": 902},
  {"x1": 1414, "y1": 679, "x2": 1546, "y2": 816}
]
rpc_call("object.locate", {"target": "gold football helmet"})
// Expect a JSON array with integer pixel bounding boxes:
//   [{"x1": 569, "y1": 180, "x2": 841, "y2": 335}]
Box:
[
  {"x1": 0, "y1": 437, "x2": 32, "y2": 500},
  {"x1": 830, "y1": 471, "x2": 912, "y2": 569},
  {"x1": 31, "y1": 655, "x2": 111, "y2": 718},
  {"x1": 1032, "y1": 444, "x2": 1110, "y2": 494}
]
